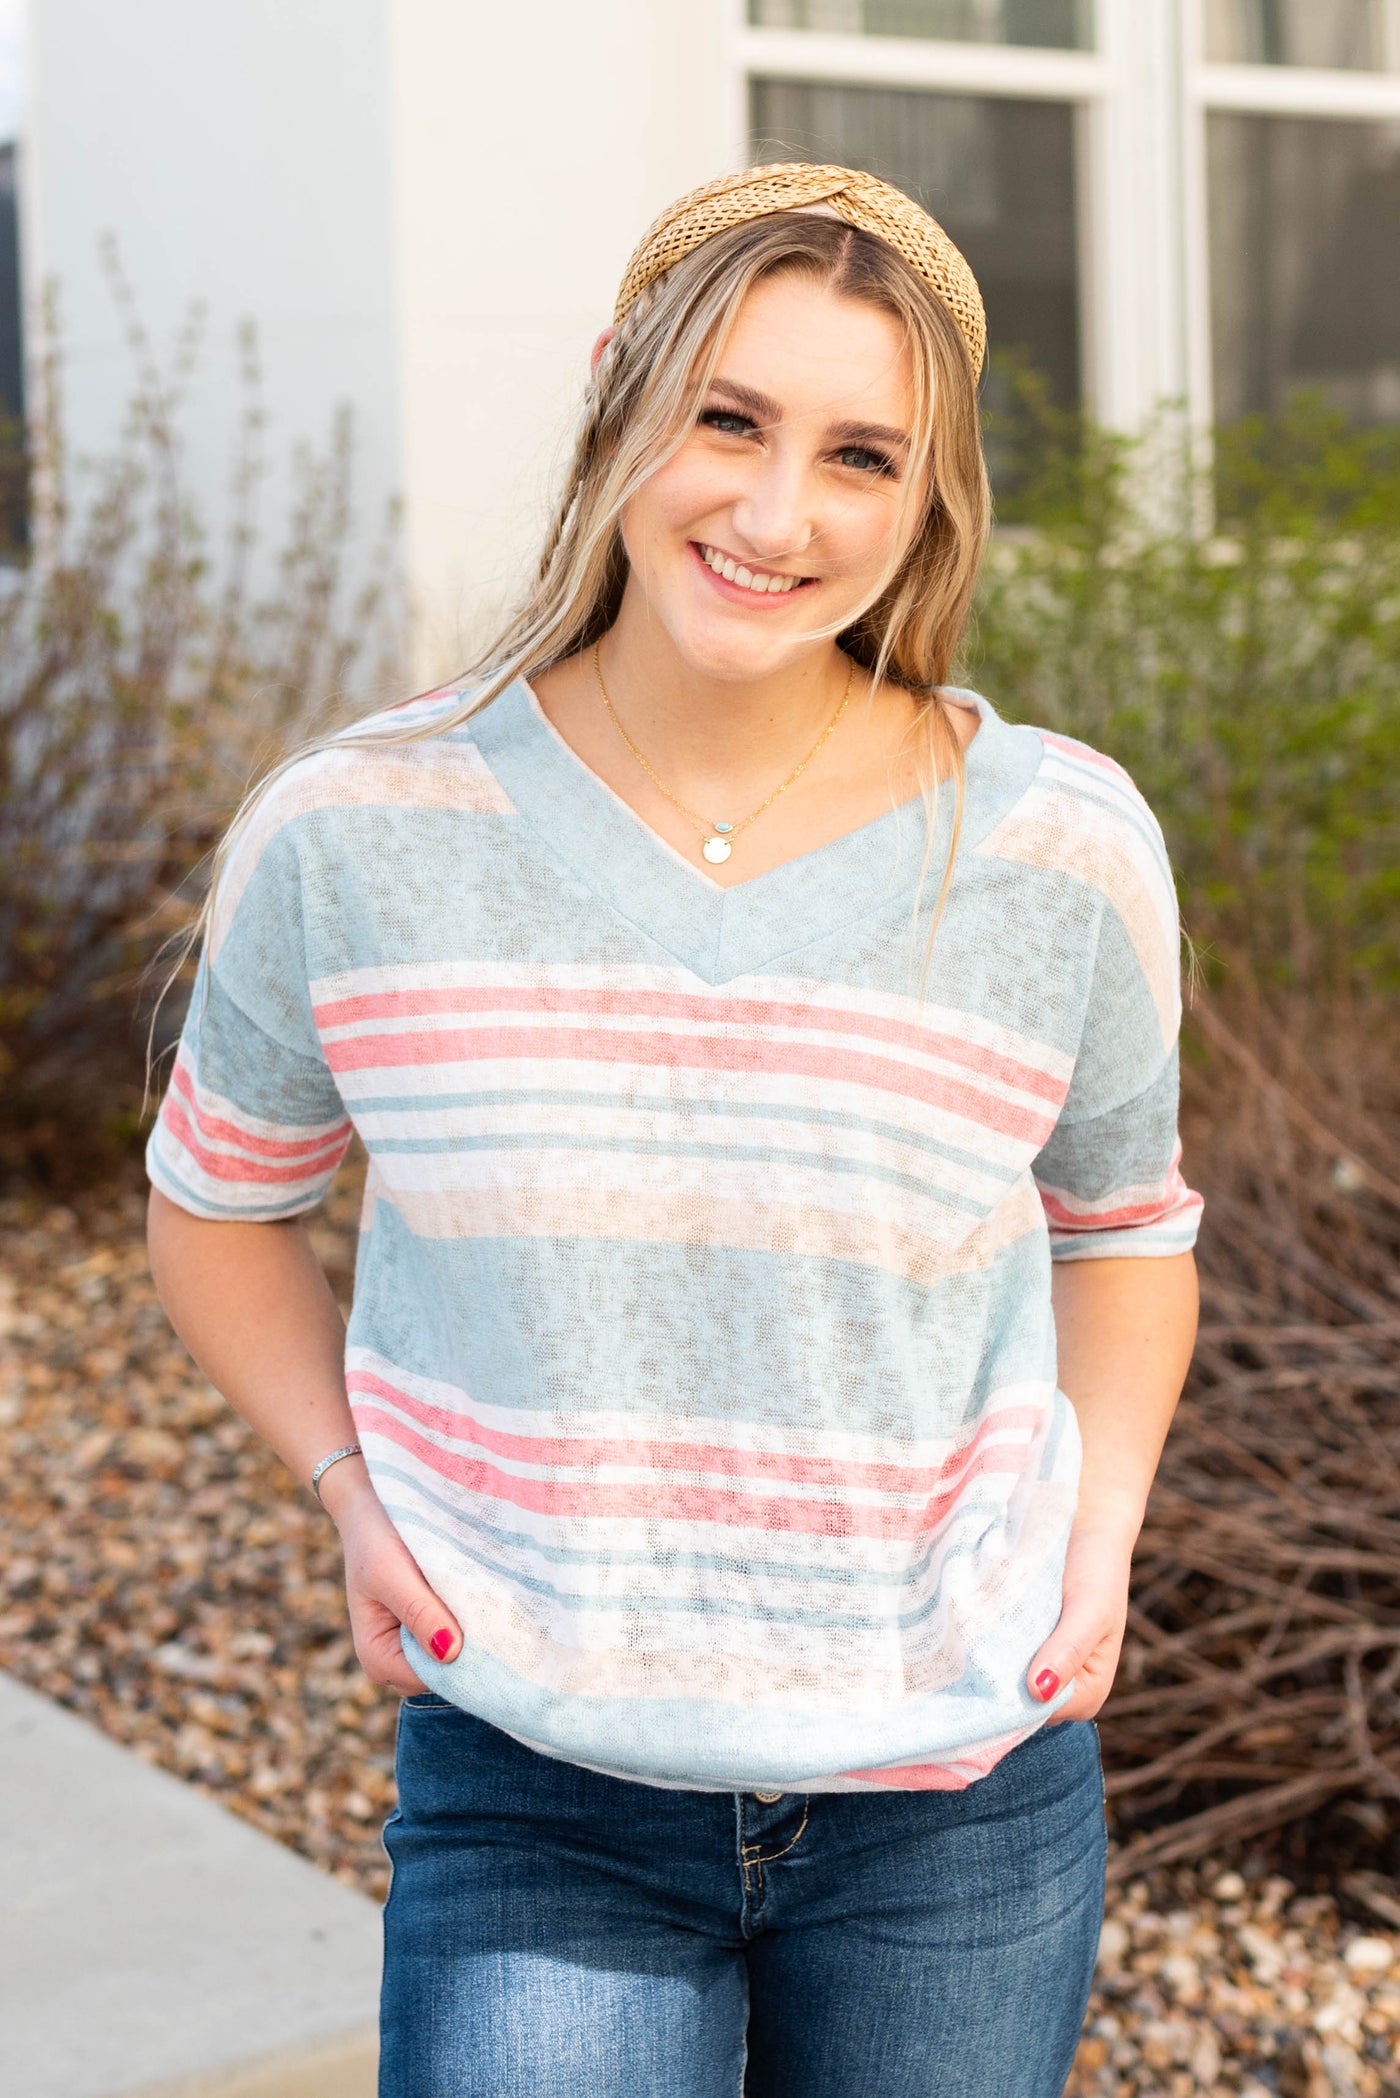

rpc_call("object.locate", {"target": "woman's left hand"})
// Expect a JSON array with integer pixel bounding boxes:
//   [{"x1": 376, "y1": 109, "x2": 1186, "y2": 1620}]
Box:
[{"x1": 1026, "y1": 1522, "x2": 1135, "y2": 1724}]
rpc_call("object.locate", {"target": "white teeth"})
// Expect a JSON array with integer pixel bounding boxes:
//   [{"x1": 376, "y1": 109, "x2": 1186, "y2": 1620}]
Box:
[{"x1": 700, "y1": 545, "x2": 802, "y2": 595}]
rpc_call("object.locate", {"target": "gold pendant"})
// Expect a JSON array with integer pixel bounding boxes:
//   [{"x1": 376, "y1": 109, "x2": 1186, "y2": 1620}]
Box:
[{"x1": 702, "y1": 835, "x2": 732, "y2": 864}]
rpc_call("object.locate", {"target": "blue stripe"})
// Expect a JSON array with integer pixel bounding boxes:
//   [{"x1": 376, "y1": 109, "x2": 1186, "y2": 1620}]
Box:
[
  {"x1": 371, "y1": 1458, "x2": 1055, "y2": 1634},
  {"x1": 346, "y1": 1088, "x2": 1024, "y2": 1184},
  {"x1": 362, "y1": 1130, "x2": 993, "y2": 1216}
]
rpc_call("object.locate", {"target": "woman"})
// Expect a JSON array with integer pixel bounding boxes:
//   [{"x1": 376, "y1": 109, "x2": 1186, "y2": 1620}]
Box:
[{"x1": 147, "y1": 164, "x2": 1200, "y2": 2098}]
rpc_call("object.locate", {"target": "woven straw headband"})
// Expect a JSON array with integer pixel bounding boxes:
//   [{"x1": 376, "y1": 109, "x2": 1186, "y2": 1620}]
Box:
[{"x1": 614, "y1": 162, "x2": 987, "y2": 376}]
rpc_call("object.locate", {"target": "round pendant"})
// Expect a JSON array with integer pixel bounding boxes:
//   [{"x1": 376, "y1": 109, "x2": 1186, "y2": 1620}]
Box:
[{"x1": 702, "y1": 835, "x2": 733, "y2": 864}]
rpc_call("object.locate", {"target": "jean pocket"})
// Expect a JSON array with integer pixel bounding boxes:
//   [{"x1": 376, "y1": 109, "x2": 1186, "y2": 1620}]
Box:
[{"x1": 402, "y1": 1691, "x2": 458, "y2": 1712}]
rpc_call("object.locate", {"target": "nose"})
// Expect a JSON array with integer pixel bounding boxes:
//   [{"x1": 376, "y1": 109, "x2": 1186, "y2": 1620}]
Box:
[{"x1": 729, "y1": 448, "x2": 817, "y2": 566}]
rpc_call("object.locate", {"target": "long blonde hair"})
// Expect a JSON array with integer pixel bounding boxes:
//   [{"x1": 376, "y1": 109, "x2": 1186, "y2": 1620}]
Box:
[{"x1": 184, "y1": 208, "x2": 992, "y2": 1001}]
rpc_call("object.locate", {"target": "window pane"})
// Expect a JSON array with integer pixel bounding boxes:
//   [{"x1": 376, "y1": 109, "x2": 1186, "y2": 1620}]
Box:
[
  {"x1": 751, "y1": 79, "x2": 1082, "y2": 412},
  {"x1": 1204, "y1": 0, "x2": 1391, "y2": 71},
  {"x1": 0, "y1": 143, "x2": 19, "y2": 422},
  {"x1": 748, "y1": 1, "x2": 1093, "y2": 50},
  {"x1": 1208, "y1": 112, "x2": 1400, "y2": 423}
]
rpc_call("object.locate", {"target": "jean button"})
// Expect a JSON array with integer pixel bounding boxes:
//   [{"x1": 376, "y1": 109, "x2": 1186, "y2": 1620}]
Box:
[{"x1": 753, "y1": 1789, "x2": 783, "y2": 1803}]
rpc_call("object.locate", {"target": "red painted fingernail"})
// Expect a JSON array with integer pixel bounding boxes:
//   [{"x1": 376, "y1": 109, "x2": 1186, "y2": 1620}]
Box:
[
  {"x1": 1034, "y1": 1669, "x2": 1060, "y2": 1701},
  {"x1": 429, "y1": 1627, "x2": 454, "y2": 1661}
]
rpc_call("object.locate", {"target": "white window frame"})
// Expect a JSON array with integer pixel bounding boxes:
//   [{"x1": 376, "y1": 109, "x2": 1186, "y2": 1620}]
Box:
[{"x1": 730, "y1": 0, "x2": 1400, "y2": 437}]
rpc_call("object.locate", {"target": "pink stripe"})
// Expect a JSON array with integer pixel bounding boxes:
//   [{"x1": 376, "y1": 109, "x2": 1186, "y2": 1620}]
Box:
[
  {"x1": 1040, "y1": 1161, "x2": 1201, "y2": 1233},
  {"x1": 1039, "y1": 731, "x2": 1134, "y2": 785},
  {"x1": 313, "y1": 985, "x2": 1067, "y2": 1105},
  {"x1": 170, "y1": 1059, "x2": 351, "y2": 1162},
  {"x1": 323, "y1": 1025, "x2": 1055, "y2": 1146},
  {"x1": 838, "y1": 1727, "x2": 1029, "y2": 1788},
  {"x1": 353, "y1": 1405, "x2": 1032, "y2": 1540},
  {"x1": 346, "y1": 1368, "x2": 1040, "y2": 1496},
  {"x1": 160, "y1": 1096, "x2": 350, "y2": 1187}
]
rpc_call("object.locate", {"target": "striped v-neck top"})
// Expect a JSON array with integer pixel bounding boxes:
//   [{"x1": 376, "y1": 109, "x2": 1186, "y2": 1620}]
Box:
[{"x1": 148, "y1": 677, "x2": 1201, "y2": 1793}]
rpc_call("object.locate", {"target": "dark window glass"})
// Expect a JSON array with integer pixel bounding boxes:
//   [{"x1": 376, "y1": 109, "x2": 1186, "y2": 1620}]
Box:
[
  {"x1": 0, "y1": 142, "x2": 25, "y2": 556},
  {"x1": 0, "y1": 143, "x2": 19, "y2": 422},
  {"x1": 1208, "y1": 111, "x2": 1400, "y2": 424},
  {"x1": 748, "y1": 1, "x2": 1093, "y2": 50},
  {"x1": 1204, "y1": 0, "x2": 1391, "y2": 71},
  {"x1": 751, "y1": 78, "x2": 1082, "y2": 415}
]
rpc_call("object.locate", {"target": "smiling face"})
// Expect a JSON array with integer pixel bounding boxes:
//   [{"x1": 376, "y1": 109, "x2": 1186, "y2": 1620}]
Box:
[{"x1": 616, "y1": 271, "x2": 924, "y2": 685}]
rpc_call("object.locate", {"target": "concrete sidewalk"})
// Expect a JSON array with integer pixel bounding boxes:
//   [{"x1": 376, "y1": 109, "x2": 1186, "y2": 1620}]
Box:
[{"x1": 0, "y1": 1673, "x2": 381, "y2": 2098}]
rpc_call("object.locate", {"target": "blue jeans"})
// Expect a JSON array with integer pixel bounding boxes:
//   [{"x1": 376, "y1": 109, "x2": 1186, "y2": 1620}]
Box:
[{"x1": 380, "y1": 1701, "x2": 1105, "y2": 2098}]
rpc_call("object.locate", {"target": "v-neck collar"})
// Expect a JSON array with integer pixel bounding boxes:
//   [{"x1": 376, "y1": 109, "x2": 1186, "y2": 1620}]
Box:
[{"x1": 468, "y1": 677, "x2": 1041, "y2": 985}]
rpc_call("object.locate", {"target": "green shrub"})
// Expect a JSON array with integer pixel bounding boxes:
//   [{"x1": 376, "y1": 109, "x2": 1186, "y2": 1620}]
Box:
[{"x1": 973, "y1": 376, "x2": 1400, "y2": 998}]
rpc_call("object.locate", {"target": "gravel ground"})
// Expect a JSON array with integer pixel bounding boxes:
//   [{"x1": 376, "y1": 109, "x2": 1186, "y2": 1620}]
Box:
[{"x1": 4, "y1": 1174, "x2": 1400, "y2": 2092}]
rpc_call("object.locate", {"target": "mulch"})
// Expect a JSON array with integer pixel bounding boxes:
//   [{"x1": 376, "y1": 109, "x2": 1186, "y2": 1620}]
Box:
[{"x1": 0, "y1": 1174, "x2": 397, "y2": 1896}]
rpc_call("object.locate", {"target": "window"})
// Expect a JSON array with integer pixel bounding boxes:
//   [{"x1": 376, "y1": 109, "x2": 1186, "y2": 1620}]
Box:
[
  {"x1": 747, "y1": 1, "x2": 1093, "y2": 50},
  {"x1": 1204, "y1": 0, "x2": 1398, "y2": 72},
  {"x1": 0, "y1": 141, "x2": 18, "y2": 425},
  {"x1": 751, "y1": 79, "x2": 1082, "y2": 408},
  {"x1": 1207, "y1": 112, "x2": 1400, "y2": 423}
]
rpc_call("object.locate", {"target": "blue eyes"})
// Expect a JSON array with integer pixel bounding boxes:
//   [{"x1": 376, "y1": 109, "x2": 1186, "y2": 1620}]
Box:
[
  {"x1": 836, "y1": 444, "x2": 896, "y2": 478},
  {"x1": 697, "y1": 409, "x2": 897, "y2": 479}
]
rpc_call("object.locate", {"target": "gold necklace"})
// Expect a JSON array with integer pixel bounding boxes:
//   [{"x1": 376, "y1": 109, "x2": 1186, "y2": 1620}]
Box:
[{"x1": 592, "y1": 643, "x2": 855, "y2": 866}]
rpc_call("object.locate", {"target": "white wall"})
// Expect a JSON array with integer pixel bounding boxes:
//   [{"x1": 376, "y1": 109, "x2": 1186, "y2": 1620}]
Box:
[
  {"x1": 25, "y1": 0, "x2": 401, "y2": 644},
  {"x1": 25, "y1": 0, "x2": 743, "y2": 689},
  {"x1": 385, "y1": 0, "x2": 739, "y2": 678},
  {"x1": 0, "y1": 0, "x2": 24, "y2": 142}
]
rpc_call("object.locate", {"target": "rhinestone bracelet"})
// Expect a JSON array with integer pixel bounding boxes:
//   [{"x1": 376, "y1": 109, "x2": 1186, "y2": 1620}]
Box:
[{"x1": 309, "y1": 1443, "x2": 364, "y2": 1504}]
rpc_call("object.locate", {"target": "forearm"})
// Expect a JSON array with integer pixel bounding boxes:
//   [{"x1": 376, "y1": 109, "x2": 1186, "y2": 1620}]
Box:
[
  {"x1": 1052, "y1": 1250, "x2": 1199, "y2": 1543},
  {"x1": 146, "y1": 1187, "x2": 362, "y2": 1509},
  {"x1": 1026, "y1": 1251, "x2": 1198, "y2": 1714},
  {"x1": 147, "y1": 1187, "x2": 459, "y2": 1685}
]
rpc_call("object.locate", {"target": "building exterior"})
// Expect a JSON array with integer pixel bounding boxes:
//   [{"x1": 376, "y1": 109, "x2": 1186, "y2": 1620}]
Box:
[{"x1": 21, "y1": 0, "x2": 1400, "y2": 678}]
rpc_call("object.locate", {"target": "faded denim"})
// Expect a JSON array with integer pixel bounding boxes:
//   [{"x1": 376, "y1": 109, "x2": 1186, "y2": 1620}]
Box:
[{"x1": 379, "y1": 1701, "x2": 1105, "y2": 2098}]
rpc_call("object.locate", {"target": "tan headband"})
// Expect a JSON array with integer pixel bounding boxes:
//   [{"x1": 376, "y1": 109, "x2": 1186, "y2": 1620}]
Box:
[{"x1": 614, "y1": 162, "x2": 987, "y2": 376}]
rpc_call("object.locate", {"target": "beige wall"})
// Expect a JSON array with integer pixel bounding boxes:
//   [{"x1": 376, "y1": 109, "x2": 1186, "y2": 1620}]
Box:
[{"x1": 386, "y1": 0, "x2": 740, "y2": 682}]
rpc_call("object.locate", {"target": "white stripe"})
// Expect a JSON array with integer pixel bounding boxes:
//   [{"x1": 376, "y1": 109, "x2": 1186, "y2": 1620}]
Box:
[
  {"x1": 332, "y1": 1058, "x2": 1048, "y2": 1169},
  {"x1": 351, "y1": 1101, "x2": 1011, "y2": 1209}
]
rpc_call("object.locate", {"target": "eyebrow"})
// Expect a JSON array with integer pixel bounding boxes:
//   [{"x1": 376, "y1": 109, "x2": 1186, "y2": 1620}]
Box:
[{"x1": 707, "y1": 375, "x2": 911, "y2": 454}]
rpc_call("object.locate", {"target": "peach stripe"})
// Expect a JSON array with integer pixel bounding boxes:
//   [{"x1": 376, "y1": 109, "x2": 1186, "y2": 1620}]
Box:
[
  {"x1": 411, "y1": 1573, "x2": 976, "y2": 1706},
  {"x1": 379, "y1": 1174, "x2": 1043, "y2": 1288}
]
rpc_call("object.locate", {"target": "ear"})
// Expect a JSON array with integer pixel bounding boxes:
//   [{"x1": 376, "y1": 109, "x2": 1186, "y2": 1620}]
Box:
[{"x1": 590, "y1": 326, "x2": 618, "y2": 374}]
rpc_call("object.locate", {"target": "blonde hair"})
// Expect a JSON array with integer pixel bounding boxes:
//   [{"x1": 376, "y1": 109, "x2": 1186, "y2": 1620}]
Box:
[{"x1": 172, "y1": 207, "x2": 992, "y2": 1039}]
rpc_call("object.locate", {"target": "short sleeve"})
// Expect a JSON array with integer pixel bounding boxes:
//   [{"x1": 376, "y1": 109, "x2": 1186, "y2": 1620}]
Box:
[
  {"x1": 146, "y1": 812, "x2": 352, "y2": 1221},
  {"x1": 1030, "y1": 779, "x2": 1203, "y2": 1262}
]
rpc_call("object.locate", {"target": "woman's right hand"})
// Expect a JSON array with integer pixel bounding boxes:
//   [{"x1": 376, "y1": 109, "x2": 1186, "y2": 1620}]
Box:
[{"x1": 320, "y1": 1459, "x2": 462, "y2": 1694}]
